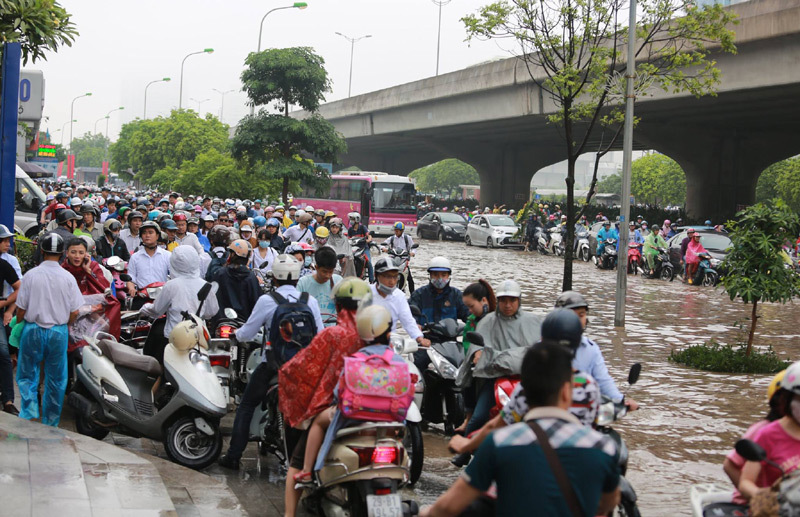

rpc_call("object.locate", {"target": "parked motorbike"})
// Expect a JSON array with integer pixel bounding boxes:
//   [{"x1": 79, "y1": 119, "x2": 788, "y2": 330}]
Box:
[
  {"x1": 576, "y1": 229, "x2": 591, "y2": 262},
  {"x1": 595, "y1": 238, "x2": 618, "y2": 270},
  {"x1": 627, "y1": 243, "x2": 643, "y2": 275},
  {"x1": 68, "y1": 283, "x2": 227, "y2": 469},
  {"x1": 643, "y1": 247, "x2": 675, "y2": 281}
]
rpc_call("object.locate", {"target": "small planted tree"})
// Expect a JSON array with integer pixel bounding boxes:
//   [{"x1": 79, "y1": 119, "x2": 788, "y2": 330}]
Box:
[{"x1": 721, "y1": 201, "x2": 800, "y2": 356}]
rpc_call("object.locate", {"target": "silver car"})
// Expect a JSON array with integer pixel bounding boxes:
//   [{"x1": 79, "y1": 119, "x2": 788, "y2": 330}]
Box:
[{"x1": 465, "y1": 214, "x2": 523, "y2": 248}]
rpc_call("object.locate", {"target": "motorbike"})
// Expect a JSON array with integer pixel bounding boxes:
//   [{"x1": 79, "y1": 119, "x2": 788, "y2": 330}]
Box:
[
  {"x1": 627, "y1": 243, "x2": 643, "y2": 275},
  {"x1": 576, "y1": 229, "x2": 591, "y2": 262},
  {"x1": 101, "y1": 256, "x2": 129, "y2": 306},
  {"x1": 119, "y1": 281, "x2": 166, "y2": 350},
  {"x1": 351, "y1": 235, "x2": 378, "y2": 281},
  {"x1": 68, "y1": 283, "x2": 228, "y2": 469},
  {"x1": 389, "y1": 334, "x2": 426, "y2": 486},
  {"x1": 595, "y1": 363, "x2": 642, "y2": 517},
  {"x1": 595, "y1": 238, "x2": 618, "y2": 270},
  {"x1": 466, "y1": 332, "x2": 520, "y2": 420},
  {"x1": 418, "y1": 318, "x2": 467, "y2": 437},
  {"x1": 643, "y1": 247, "x2": 675, "y2": 281},
  {"x1": 534, "y1": 227, "x2": 549, "y2": 254},
  {"x1": 548, "y1": 227, "x2": 565, "y2": 256},
  {"x1": 691, "y1": 253, "x2": 720, "y2": 287},
  {"x1": 386, "y1": 243, "x2": 419, "y2": 294}
]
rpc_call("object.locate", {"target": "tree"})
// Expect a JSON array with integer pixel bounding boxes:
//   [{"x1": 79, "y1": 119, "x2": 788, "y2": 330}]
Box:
[
  {"x1": 630, "y1": 154, "x2": 685, "y2": 206},
  {"x1": 596, "y1": 172, "x2": 622, "y2": 194},
  {"x1": 96, "y1": 174, "x2": 106, "y2": 188},
  {"x1": 69, "y1": 132, "x2": 110, "y2": 167},
  {"x1": 0, "y1": 0, "x2": 78, "y2": 80},
  {"x1": 232, "y1": 47, "x2": 347, "y2": 203},
  {"x1": 409, "y1": 159, "x2": 480, "y2": 197},
  {"x1": 721, "y1": 201, "x2": 800, "y2": 356},
  {"x1": 756, "y1": 158, "x2": 800, "y2": 211},
  {"x1": 463, "y1": 0, "x2": 736, "y2": 290}
]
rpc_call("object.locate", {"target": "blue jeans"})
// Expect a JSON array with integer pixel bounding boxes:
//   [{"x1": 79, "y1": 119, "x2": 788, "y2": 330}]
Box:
[
  {"x1": 365, "y1": 248, "x2": 375, "y2": 282},
  {"x1": 17, "y1": 323, "x2": 69, "y2": 426},
  {"x1": 464, "y1": 380, "x2": 495, "y2": 435},
  {"x1": 0, "y1": 325, "x2": 13, "y2": 404}
]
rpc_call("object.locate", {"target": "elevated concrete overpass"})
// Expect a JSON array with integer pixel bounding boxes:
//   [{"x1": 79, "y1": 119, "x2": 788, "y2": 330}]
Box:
[{"x1": 298, "y1": 0, "x2": 800, "y2": 221}]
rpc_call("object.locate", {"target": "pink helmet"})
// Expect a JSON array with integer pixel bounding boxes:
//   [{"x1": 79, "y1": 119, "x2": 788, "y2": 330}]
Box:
[
  {"x1": 549, "y1": 215, "x2": 556, "y2": 221},
  {"x1": 663, "y1": 219, "x2": 671, "y2": 226},
  {"x1": 194, "y1": 204, "x2": 202, "y2": 213}
]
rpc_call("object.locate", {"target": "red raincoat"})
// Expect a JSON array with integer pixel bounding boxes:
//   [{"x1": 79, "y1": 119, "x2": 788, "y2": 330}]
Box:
[
  {"x1": 63, "y1": 260, "x2": 121, "y2": 344},
  {"x1": 279, "y1": 309, "x2": 363, "y2": 428}
]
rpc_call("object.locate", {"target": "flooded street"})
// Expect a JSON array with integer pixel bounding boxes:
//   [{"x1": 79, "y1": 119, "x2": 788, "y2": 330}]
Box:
[{"x1": 405, "y1": 238, "x2": 799, "y2": 516}]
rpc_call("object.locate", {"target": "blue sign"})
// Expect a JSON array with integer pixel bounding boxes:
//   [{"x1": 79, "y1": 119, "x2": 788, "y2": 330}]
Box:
[
  {"x1": 534, "y1": 194, "x2": 540, "y2": 200},
  {"x1": 315, "y1": 162, "x2": 333, "y2": 174}
]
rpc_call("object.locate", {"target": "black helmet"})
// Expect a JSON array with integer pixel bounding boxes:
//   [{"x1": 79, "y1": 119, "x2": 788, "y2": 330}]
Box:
[
  {"x1": 80, "y1": 202, "x2": 96, "y2": 215},
  {"x1": 104, "y1": 219, "x2": 122, "y2": 234},
  {"x1": 208, "y1": 225, "x2": 231, "y2": 246},
  {"x1": 56, "y1": 209, "x2": 81, "y2": 225},
  {"x1": 39, "y1": 233, "x2": 65, "y2": 255},
  {"x1": 140, "y1": 220, "x2": 160, "y2": 234},
  {"x1": 128, "y1": 211, "x2": 144, "y2": 221},
  {"x1": 554, "y1": 290, "x2": 589, "y2": 310},
  {"x1": 160, "y1": 219, "x2": 178, "y2": 231},
  {"x1": 541, "y1": 309, "x2": 584, "y2": 355},
  {"x1": 373, "y1": 257, "x2": 400, "y2": 275}
]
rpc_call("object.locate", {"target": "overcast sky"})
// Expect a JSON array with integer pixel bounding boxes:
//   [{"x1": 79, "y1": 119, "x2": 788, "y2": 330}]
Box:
[{"x1": 36, "y1": 0, "x2": 518, "y2": 144}]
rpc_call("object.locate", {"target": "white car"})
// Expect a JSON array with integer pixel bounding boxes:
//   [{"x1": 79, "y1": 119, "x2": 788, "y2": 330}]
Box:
[
  {"x1": 15, "y1": 166, "x2": 47, "y2": 238},
  {"x1": 465, "y1": 214, "x2": 523, "y2": 248}
]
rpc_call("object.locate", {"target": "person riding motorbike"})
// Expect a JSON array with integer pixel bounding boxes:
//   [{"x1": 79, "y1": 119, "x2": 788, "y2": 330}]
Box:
[
  {"x1": 643, "y1": 225, "x2": 667, "y2": 272},
  {"x1": 173, "y1": 212, "x2": 204, "y2": 254},
  {"x1": 348, "y1": 212, "x2": 374, "y2": 281},
  {"x1": 120, "y1": 211, "x2": 144, "y2": 254},
  {"x1": 381, "y1": 222, "x2": 416, "y2": 292},
  {"x1": 326, "y1": 218, "x2": 355, "y2": 276},
  {"x1": 596, "y1": 220, "x2": 618, "y2": 258},
  {"x1": 127, "y1": 221, "x2": 169, "y2": 301},
  {"x1": 297, "y1": 247, "x2": 343, "y2": 325},
  {"x1": 205, "y1": 225, "x2": 231, "y2": 281},
  {"x1": 525, "y1": 214, "x2": 542, "y2": 252},
  {"x1": 34, "y1": 208, "x2": 81, "y2": 264},
  {"x1": 282, "y1": 212, "x2": 314, "y2": 245},
  {"x1": 628, "y1": 221, "x2": 644, "y2": 249},
  {"x1": 210, "y1": 239, "x2": 261, "y2": 329},
  {"x1": 685, "y1": 230, "x2": 709, "y2": 284},
  {"x1": 370, "y1": 257, "x2": 429, "y2": 349},
  {"x1": 187, "y1": 216, "x2": 211, "y2": 252},
  {"x1": 313, "y1": 226, "x2": 330, "y2": 250},
  {"x1": 95, "y1": 219, "x2": 130, "y2": 261},
  {"x1": 264, "y1": 217, "x2": 285, "y2": 252}
]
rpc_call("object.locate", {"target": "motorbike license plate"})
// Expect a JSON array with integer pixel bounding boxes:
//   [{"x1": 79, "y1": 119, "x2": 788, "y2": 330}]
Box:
[{"x1": 367, "y1": 494, "x2": 403, "y2": 517}]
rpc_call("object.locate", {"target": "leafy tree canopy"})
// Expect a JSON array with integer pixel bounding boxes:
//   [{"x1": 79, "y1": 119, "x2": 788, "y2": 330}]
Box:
[
  {"x1": 409, "y1": 159, "x2": 480, "y2": 196},
  {"x1": 596, "y1": 172, "x2": 622, "y2": 195},
  {"x1": 756, "y1": 157, "x2": 800, "y2": 211},
  {"x1": 0, "y1": 0, "x2": 78, "y2": 70},
  {"x1": 242, "y1": 47, "x2": 330, "y2": 114},
  {"x1": 69, "y1": 132, "x2": 110, "y2": 168},
  {"x1": 630, "y1": 154, "x2": 685, "y2": 206}
]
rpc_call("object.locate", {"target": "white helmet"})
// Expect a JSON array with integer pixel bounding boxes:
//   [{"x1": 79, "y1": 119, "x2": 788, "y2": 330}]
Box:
[
  {"x1": 348, "y1": 212, "x2": 361, "y2": 223},
  {"x1": 428, "y1": 256, "x2": 451, "y2": 273},
  {"x1": 305, "y1": 205, "x2": 315, "y2": 212},
  {"x1": 272, "y1": 254, "x2": 302, "y2": 281},
  {"x1": 356, "y1": 305, "x2": 392, "y2": 343},
  {"x1": 782, "y1": 361, "x2": 800, "y2": 396},
  {"x1": 224, "y1": 198, "x2": 235, "y2": 208},
  {"x1": 495, "y1": 279, "x2": 522, "y2": 298},
  {"x1": 169, "y1": 314, "x2": 209, "y2": 351},
  {"x1": 295, "y1": 209, "x2": 307, "y2": 219},
  {"x1": 71, "y1": 196, "x2": 83, "y2": 207}
]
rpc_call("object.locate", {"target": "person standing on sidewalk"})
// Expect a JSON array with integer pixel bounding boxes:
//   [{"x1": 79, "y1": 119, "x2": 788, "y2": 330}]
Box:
[
  {"x1": 0, "y1": 229, "x2": 21, "y2": 415},
  {"x1": 15, "y1": 233, "x2": 84, "y2": 426}
]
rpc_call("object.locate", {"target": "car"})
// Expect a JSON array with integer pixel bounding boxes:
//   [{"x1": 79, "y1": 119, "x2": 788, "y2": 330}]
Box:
[
  {"x1": 14, "y1": 166, "x2": 47, "y2": 238},
  {"x1": 465, "y1": 214, "x2": 523, "y2": 248},
  {"x1": 667, "y1": 229, "x2": 731, "y2": 272},
  {"x1": 417, "y1": 211, "x2": 468, "y2": 240}
]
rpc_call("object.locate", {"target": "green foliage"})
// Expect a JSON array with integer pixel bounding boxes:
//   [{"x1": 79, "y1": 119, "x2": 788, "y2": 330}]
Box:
[
  {"x1": 409, "y1": 159, "x2": 480, "y2": 197},
  {"x1": 596, "y1": 172, "x2": 622, "y2": 194},
  {"x1": 756, "y1": 158, "x2": 800, "y2": 211},
  {"x1": 69, "y1": 132, "x2": 110, "y2": 168},
  {"x1": 670, "y1": 340, "x2": 789, "y2": 374},
  {"x1": 96, "y1": 174, "x2": 105, "y2": 188},
  {"x1": 0, "y1": 0, "x2": 78, "y2": 68},
  {"x1": 234, "y1": 47, "x2": 346, "y2": 203},
  {"x1": 110, "y1": 110, "x2": 229, "y2": 183},
  {"x1": 630, "y1": 154, "x2": 686, "y2": 206}
]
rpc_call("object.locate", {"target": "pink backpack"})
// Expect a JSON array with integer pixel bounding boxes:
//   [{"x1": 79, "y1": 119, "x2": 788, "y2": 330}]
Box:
[{"x1": 338, "y1": 348, "x2": 414, "y2": 423}]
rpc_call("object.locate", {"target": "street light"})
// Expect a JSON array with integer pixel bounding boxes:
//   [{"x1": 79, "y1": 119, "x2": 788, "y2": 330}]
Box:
[
  {"x1": 94, "y1": 116, "x2": 108, "y2": 135},
  {"x1": 251, "y1": 2, "x2": 308, "y2": 115},
  {"x1": 105, "y1": 107, "x2": 124, "y2": 139},
  {"x1": 144, "y1": 77, "x2": 171, "y2": 118},
  {"x1": 60, "y1": 120, "x2": 76, "y2": 145},
  {"x1": 189, "y1": 97, "x2": 211, "y2": 114},
  {"x1": 335, "y1": 32, "x2": 372, "y2": 98},
  {"x1": 212, "y1": 88, "x2": 235, "y2": 122},
  {"x1": 431, "y1": 0, "x2": 452, "y2": 76},
  {"x1": 179, "y1": 49, "x2": 214, "y2": 109},
  {"x1": 70, "y1": 93, "x2": 92, "y2": 150}
]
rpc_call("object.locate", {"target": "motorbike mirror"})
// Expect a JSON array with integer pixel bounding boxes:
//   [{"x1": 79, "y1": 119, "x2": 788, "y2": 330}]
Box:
[
  {"x1": 224, "y1": 308, "x2": 238, "y2": 320},
  {"x1": 107, "y1": 256, "x2": 122, "y2": 267},
  {"x1": 412, "y1": 243, "x2": 420, "y2": 249},
  {"x1": 409, "y1": 305, "x2": 422, "y2": 318},
  {"x1": 197, "y1": 282, "x2": 212, "y2": 302},
  {"x1": 627, "y1": 363, "x2": 641, "y2": 385},
  {"x1": 465, "y1": 331, "x2": 485, "y2": 347},
  {"x1": 119, "y1": 273, "x2": 132, "y2": 282},
  {"x1": 337, "y1": 254, "x2": 345, "y2": 260},
  {"x1": 369, "y1": 230, "x2": 375, "y2": 236},
  {"x1": 735, "y1": 439, "x2": 767, "y2": 463}
]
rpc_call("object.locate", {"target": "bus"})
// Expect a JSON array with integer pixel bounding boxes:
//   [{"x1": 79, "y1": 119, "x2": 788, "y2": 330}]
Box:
[{"x1": 292, "y1": 171, "x2": 418, "y2": 236}]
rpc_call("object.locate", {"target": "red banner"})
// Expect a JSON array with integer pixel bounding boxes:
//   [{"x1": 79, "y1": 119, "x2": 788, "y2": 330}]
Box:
[
  {"x1": 67, "y1": 154, "x2": 75, "y2": 180},
  {"x1": 102, "y1": 161, "x2": 109, "y2": 177},
  {"x1": 57, "y1": 161, "x2": 63, "y2": 178}
]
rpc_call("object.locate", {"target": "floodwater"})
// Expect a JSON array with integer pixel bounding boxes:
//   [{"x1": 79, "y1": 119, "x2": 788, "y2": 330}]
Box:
[{"x1": 402, "y1": 238, "x2": 799, "y2": 516}]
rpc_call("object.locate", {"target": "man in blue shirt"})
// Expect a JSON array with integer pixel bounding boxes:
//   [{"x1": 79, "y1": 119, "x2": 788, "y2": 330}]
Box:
[
  {"x1": 596, "y1": 220, "x2": 619, "y2": 258},
  {"x1": 420, "y1": 340, "x2": 621, "y2": 517}
]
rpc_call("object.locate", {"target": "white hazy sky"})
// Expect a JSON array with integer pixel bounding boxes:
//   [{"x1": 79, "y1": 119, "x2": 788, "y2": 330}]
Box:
[{"x1": 36, "y1": 0, "x2": 517, "y2": 144}]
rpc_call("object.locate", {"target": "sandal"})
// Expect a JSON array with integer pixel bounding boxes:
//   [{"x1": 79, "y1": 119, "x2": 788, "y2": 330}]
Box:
[{"x1": 293, "y1": 471, "x2": 313, "y2": 484}]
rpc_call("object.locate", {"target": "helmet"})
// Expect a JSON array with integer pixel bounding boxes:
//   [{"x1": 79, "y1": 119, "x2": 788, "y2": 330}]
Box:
[
  {"x1": 208, "y1": 225, "x2": 231, "y2": 246},
  {"x1": 80, "y1": 235, "x2": 96, "y2": 255},
  {"x1": 169, "y1": 314, "x2": 209, "y2": 352},
  {"x1": 541, "y1": 309, "x2": 584, "y2": 355},
  {"x1": 253, "y1": 216, "x2": 267, "y2": 228},
  {"x1": 329, "y1": 217, "x2": 344, "y2": 228},
  {"x1": 137, "y1": 197, "x2": 148, "y2": 206},
  {"x1": 348, "y1": 212, "x2": 361, "y2": 223},
  {"x1": 140, "y1": 220, "x2": 160, "y2": 234},
  {"x1": 129, "y1": 211, "x2": 144, "y2": 221},
  {"x1": 554, "y1": 291, "x2": 589, "y2": 310},
  {"x1": 70, "y1": 196, "x2": 83, "y2": 207},
  {"x1": 393, "y1": 222, "x2": 405, "y2": 231},
  {"x1": 356, "y1": 305, "x2": 392, "y2": 343},
  {"x1": 40, "y1": 232, "x2": 65, "y2": 254},
  {"x1": 159, "y1": 198, "x2": 170, "y2": 206},
  {"x1": 104, "y1": 219, "x2": 122, "y2": 234},
  {"x1": 227, "y1": 239, "x2": 252, "y2": 259},
  {"x1": 374, "y1": 257, "x2": 399, "y2": 275},
  {"x1": 173, "y1": 201, "x2": 185, "y2": 212},
  {"x1": 239, "y1": 223, "x2": 254, "y2": 234},
  {"x1": 225, "y1": 198, "x2": 235, "y2": 208},
  {"x1": 173, "y1": 212, "x2": 188, "y2": 222},
  {"x1": 641, "y1": 220, "x2": 648, "y2": 226},
  {"x1": 298, "y1": 242, "x2": 314, "y2": 252},
  {"x1": 289, "y1": 205, "x2": 298, "y2": 211},
  {"x1": 324, "y1": 210, "x2": 335, "y2": 218},
  {"x1": 495, "y1": 279, "x2": 521, "y2": 298},
  {"x1": 304, "y1": 205, "x2": 314, "y2": 212},
  {"x1": 315, "y1": 226, "x2": 330, "y2": 238},
  {"x1": 297, "y1": 212, "x2": 313, "y2": 223},
  {"x1": 428, "y1": 256, "x2": 451, "y2": 273},
  {"x1": 194, "y1": 205, "x2": 202, "y2": 213},
  {"x1": 148, "y1": 210, "x2": 161, "y2": 221},
  {"x1": 0, "y1": 224, "x2": 12, "y2": 239},
  {"x1": 187, "y1": 217, "x2": 199, "y2": 225},
  {"x1": 266, "y1": 217, "x2": 281, "y2": 227},
  {"x1": 80, "y1": 202, "x2": 95, "y2": 215},
  {"x1": 57, "y1": 209, "x2": 81, "y2": 225},
  {"x1": 663, "y1": 219, "x2": 671, "y2": 226},
  {"x1": 549, "y1": 215, "x2": 556, "y2": 221},
  {"x1": 561, "y1": 215, "x2": 567, "y2": 220},
  {"x1": 603, "y1": 220, "x2": 610, "y2": 226},
  {"x1": 272, "y1": 254, "x2": 302, "y2": 281},
  {"x1": 781, "y1": 361, "x2": 800, "y2": 396},
  {"x1": 202, "y1": 214, "x2": 215, "y2": 223},
  {"x1": 767, "y1": 370, "x2": 787, "y2": 402},
  {"x1": 332, "y1": 277, "x2": 372, "y2": 311},
  {"x1": 314, "y1": 209, "x2": 326, "y2": 217},
  {"x1": 285, "y1": 244, "x2": 304, "y2": 255},
  {"x1": 160, "y1": 219, "x2": 178, "y2": 231}
]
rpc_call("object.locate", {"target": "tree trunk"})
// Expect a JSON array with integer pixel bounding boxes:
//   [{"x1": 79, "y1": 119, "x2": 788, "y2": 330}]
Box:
[
  {"x1": 746, "y1": 300, "x2": 758, "y2": 357},
  {"x1": 561, "y1": 106, "x2": 575, "y2": 292},
  {"x1": 282, "y1": 176, "x2": 290, "y2": 204}
]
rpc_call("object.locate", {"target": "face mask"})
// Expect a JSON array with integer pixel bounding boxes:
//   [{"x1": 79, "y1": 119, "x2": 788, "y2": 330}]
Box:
[
  {"x1": 316, "y1": 238, "x2": 328, "y2": 246},
  {"x1": 304, "y1": 257, "x2": 312, "y2": 267},
  {"x1": 431, "y1": 278, "x2": 449, "y2": 290},
  {"x1": 377, "y1": 282, "x2": 396, "y2": 296},
  {"x1": 258, "y1": 240, "x2": 270, "y2": 249},
  {"x1": 792, "y1": 399, "x2": 800, "y2": 423}
]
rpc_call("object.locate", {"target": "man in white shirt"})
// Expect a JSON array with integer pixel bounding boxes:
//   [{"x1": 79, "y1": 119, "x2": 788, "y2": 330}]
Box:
[
  {"x1": 381, "y1": 222, "x2": 417, "y2": 292},
  {"x1": 15, "y1": 233, "x2": 84, "y2": 426},
  {"x1": 120, "y1": 211, "x2": 144, "y2": 255},
  {"x1": 127, "y1": 221, "x2": 170, "y2": 292},
  {"x1": 281, "y1": 212, "x2": 314, "y2": 246},
  {"x1": 369, "y1": 257, "x2": 429, "y2": 348},
  {"x1": 173, "y1": 212, "x2": 205, "y2": 254}
]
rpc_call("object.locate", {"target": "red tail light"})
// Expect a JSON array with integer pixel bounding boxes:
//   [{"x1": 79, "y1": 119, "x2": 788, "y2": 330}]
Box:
[
  {"x1": 217, "y1": 325, "x2": 233, "y2": 338},
  {"x1": 372, "y1": 447, "x2": 398, "y2": 465},
  {"x1": 375, "y1": 488, "x2": 392, "y2": 495},
  {"x1": 350, "y1": 446, "x2": 374, "y2": 467},
  {"x1": 209, "y1": 355, "x2": 230, "y2": 369}
]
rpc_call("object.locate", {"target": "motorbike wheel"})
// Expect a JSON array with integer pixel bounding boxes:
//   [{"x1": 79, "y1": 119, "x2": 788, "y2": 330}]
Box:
[
  {"x1": 73, "y1": 385, "x2": 110, "y2": 441},
  {"x1": 446, "y1": 392, "x2": 466, "y2": 435},
  {"x1": 659, "y1": 267, "x2": 673, "y2": 282},
  {"x1": 487, "y1": 237, "x2": 494, "y2": 248},
  {"x1": 397, "y1": 274, "x2": 406, "y2": 292},
  {"x1": 703, "y1": 272, "x2": 717, "y2": 287},
  {"x1": 581, "y1": 248, "x2": 590, "y2": 262},
  {"x1": 465, "y1": 235, "x2": 472, "y2": 246},
  {"x1": 164, "y1": 416, "x2": 222, "y2": 470},
  {"x1": 616, "y1": 498, "x2": 642, "y2": 517},
  {"x1": 404, "y1": 422, "x2": 424, "y2": 486}
]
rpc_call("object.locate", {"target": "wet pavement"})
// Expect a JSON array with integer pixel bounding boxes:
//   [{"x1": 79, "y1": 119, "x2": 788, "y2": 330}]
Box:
[{"x1": 47, "y1": 238, "x2": 799, "y2": 516}]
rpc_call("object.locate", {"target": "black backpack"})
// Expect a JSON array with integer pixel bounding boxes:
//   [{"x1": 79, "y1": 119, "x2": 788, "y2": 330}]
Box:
[
  {"x1": 268, "y1": 291, "x2": 318, "y2": 364},
  {"x1": 205, "y1": 248, "x2": 229, "y2": 281}
]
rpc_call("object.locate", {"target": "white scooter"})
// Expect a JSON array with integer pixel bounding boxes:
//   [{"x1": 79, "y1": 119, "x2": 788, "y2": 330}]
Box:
[
  {"x1": 389, "y1": 334, "x2": 425, "y2": 486},
  {"x1": 68, "y1": 283, "x2": 228, "y2": 470}
]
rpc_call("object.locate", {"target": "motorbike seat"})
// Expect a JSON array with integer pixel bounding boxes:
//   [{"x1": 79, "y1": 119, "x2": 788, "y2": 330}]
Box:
[{"x1": 97, "y1": 338, "x2": 162, "y2": 377}]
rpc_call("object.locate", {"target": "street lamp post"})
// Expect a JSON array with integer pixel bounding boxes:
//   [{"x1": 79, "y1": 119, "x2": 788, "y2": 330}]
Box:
[
  {"x1": 251, "y1": 2, "x2": 308, "y2": 115},
  {"x1": 144, "y1": 77, "x2": 171, "y2": 118},
  {"x1": 105, "y1": 107, "x2": 124, "y2": 139},
  {"x1": 431, "y1": 0, "x2": 452, "y2": 76},
  {"x1": 60, "y1": 120, "x2": 76, "y2": 145},
  {"x1": 335, "y1": 32, "x2": 372, "y2": 98},
  {"x1": 179, "y1": 49, "x2": 214, "y2": 110},
  {"x1": 94, "y1": 116, "x2": 108, "y2": 135},
  {"x1": 70, "y1": 93, "x2": 92, "y2": 150},
  {"x1": 189, "y1": 97, "x2": 211, "y2": 114},
  {"x1": 212, "y1": 88, "x2": 235, "y2": 122}
]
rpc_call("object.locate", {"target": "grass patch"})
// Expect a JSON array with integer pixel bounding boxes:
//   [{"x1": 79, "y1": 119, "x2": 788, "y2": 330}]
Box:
[{"x1": 669, "y1": 339, "x2": 790, "y2": 374}]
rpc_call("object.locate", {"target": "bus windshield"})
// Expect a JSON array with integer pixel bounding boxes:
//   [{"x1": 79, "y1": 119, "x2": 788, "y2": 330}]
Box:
[{"x1": 372, "y1": 182, "x2": 416, "y2": 214}]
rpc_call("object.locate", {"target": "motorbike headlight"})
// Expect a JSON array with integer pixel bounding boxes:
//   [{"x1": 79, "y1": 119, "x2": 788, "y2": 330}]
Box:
[
  {"x1": 189, "y1": 350, "x2": 212, "y2": 373},
  {"x1": 710, "y1": 258, "x2": 721, "y2": 267},
  {"x1": 429, "y1": 349, "x2": 458, "y2": 380},
  {"x1": 595, "y1": 401, "x2": 616, "y2": 426}
]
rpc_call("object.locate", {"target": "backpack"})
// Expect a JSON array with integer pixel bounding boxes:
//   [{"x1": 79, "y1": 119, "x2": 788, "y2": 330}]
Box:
[
  {"x1": 268, "y1": 291, "x2": 318, "y2": 364},
  {"x1": 338, "y1": 348, "x2": 414, "y2": 422},
  {"x1": 205, "y1": 248, "x2": 228, "y2": 281}
]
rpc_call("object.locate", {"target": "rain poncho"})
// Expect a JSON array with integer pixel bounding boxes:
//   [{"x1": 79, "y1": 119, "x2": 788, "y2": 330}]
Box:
[
  {"x1": 685, "y1": 239, "x2": 708, "y2": 265},
  {"x1": 643, "y1": 232, "x2": 666, "y2": 259},
  {"x1": 141, "y1": 246, "x2": 219, "y2": 337},
  {"x1": 327, "y1": 233, "x2": 356, "y2": 277},
  {"x1": 470, "y1": 309, "x2": 543, "y2": 379}
]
